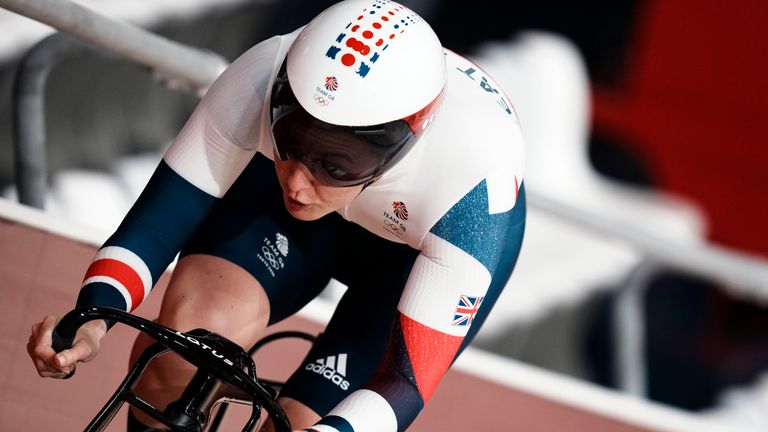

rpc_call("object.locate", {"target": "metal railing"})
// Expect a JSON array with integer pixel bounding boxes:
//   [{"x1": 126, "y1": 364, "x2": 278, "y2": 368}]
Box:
[
  {"x1": 1, "y1": 0, "x2": 230, "y2": 208},
  {"x1": 12, "y1": 33, "x2": 109, "y2": 208},
  {"x1": 4, "y1": 0, "x2": 768, "y2": 403},
  {"x1": 528, "y1": 191, "x2": 768, "y2": 300},
  {"x1": 0, "y1": 0, "x2": 228, "y2": 95},
  {"x1": 529, "y1": 191, "x2": 768, "y2": 397}
]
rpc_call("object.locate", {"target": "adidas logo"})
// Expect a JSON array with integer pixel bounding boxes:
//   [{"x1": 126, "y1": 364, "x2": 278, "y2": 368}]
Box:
[{"x1": 305, "y1": 353, "x2": 350, "y2": 391}]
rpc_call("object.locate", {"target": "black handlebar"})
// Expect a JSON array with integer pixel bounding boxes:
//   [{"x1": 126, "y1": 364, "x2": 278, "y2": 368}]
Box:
[
  {"x1": 51, "y1": 325, "x2": 76, "y2": 354},
  {"x1": 53, "y1": 306, "x2": 292, "y2": 432}
]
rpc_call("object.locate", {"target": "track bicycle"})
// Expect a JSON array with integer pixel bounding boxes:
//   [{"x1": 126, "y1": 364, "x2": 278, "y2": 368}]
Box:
[{"x1": 52, "y1": 306, "x2": 317, "y2": 432}]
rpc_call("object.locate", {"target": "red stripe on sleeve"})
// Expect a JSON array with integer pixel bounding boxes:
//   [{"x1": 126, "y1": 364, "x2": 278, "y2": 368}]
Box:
[
  {"x1": 514, "y1": 175, "x2": 519, "y2": 201},
  {"x1": 84, "y1": 258, "x2": 145, "y2": 310},
  {"x1": 400, "y1": 312, "x2": 464, "y2": 402}
]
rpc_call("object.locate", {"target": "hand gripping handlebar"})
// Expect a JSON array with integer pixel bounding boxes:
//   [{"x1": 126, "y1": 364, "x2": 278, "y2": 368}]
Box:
[{"x1": 52, "y1": 306, "x2": 291, "y2": 432}]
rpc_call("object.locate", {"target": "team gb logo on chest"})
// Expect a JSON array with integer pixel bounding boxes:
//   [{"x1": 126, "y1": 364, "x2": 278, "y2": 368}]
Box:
[{"x1": 383, "y1": 200, "x2": 409, "y2": 237}]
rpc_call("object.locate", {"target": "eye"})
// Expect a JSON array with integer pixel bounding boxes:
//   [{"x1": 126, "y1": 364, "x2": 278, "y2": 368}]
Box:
[{"x1": 320, "y1": 160, "x2": 351, "y2": 180}]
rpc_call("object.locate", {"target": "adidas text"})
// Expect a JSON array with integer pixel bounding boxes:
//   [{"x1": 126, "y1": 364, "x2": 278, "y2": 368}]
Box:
[{"x1": 306, "y1": 354, "x2": 350, "y2": 391}]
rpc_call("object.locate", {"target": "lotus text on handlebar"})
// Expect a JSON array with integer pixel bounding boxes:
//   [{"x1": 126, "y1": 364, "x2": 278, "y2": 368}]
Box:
[{"x1": 172, "y1": 330, "x2": 236, "y2": 366}]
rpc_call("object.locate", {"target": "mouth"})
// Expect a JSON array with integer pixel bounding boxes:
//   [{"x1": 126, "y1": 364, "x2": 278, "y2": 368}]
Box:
[
  {"x1": 284, "y1": 194, "x2": 312, "y2": 209},
  {"x1": 282, "y1": 194, "x2": 322, "y2": 221}
]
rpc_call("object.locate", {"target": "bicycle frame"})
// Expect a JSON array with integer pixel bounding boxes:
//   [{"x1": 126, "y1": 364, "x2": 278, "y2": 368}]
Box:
[{"x1": 52, "y1": 306, "x2": 294, "y2": 432}]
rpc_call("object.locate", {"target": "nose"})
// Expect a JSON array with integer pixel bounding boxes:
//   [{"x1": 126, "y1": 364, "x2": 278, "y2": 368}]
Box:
[{"x1": 282, "y1": 159, "x2": 315, "y2": 191}]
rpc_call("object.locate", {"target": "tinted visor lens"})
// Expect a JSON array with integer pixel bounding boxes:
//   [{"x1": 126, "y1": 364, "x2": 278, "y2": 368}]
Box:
[{"x1": 270, "y1": 65, "x2": 416, "y2": 187}]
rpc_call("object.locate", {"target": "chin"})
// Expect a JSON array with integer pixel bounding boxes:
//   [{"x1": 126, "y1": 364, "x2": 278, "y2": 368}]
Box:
[{"x1": 289, "y1": 210, "x2": 325, "y2": 222}]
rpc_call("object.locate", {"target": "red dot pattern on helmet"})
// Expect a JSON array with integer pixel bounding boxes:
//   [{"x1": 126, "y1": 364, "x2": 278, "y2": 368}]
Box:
[{"x1": 325, "y1": 0, "x2": 422, "y2": 78}]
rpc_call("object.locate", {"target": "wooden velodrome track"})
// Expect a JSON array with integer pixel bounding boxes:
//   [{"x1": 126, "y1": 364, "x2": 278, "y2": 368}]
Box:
[{"x1": 0, "y1": 199, "x2": 738, "y2": 431}]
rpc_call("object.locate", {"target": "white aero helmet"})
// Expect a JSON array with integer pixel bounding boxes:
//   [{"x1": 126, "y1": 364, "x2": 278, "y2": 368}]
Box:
[{"x1": 270, "y1": 0, "x2": 446, "y2": 187}]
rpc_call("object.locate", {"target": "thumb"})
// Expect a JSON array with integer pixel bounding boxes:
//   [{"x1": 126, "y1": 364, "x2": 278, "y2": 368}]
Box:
[
  {"x1": 68, "y1": 334, "x2": 101, "y2": 364},
  {"x1": 52, "y1": 349, "x2": 74, "y2": 370},
  {"x1": 53, "y1": 341, "x2": 92, "y2": 369}
]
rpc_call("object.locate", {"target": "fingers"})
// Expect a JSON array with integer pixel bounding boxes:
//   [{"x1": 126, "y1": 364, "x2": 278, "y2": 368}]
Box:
[
  {"x1": 29, "y1": 314, "x2": 107, "y2": 379},
  {"x1": 27, "y1": 336, "x2": 54, "y2": 375},
  {"x1": 51, "y1": 350, "x2": 77, "y2": 379},
  {"x1": 27, "y1": 340, "x2": 74, "y2": 378},
  {"x1": 27, "y1": 315, "x2": 77, "y2": 379}
]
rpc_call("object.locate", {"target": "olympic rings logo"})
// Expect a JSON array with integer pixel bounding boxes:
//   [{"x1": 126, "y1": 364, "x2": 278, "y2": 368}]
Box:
[
  {"x1": 384, "y1": 221, "x2": 406, "y2": 234},
  {"x1": 384, "y1": 221, "x2": 399, "y2": 231},
  {"x1": 261, "y1": 246, "x2": 280, "y2": 269},
  {"x1": 314, "y1": 94, "x2": 330, "y2": 106}
]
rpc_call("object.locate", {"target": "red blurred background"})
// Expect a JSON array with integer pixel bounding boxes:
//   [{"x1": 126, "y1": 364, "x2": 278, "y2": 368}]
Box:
[
  {"x1": 430, "y1": 0, "x2": 768, "y2": 257},
  {"x1": 591, "y1": 1, "x2": 768, "y2": 256}
]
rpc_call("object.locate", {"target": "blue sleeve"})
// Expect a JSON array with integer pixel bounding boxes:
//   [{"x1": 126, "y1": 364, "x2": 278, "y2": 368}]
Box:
[
  {"x1": 429, "y1": 179, "x2": 518, "y2": 273},
  {"x1": 76, "y1": 160, "x2": 218, "y2": 311}
]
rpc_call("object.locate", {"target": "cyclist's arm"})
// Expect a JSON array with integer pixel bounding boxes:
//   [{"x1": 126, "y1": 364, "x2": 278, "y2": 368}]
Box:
[
  {"x1": 307, "y1": 180, "x2": 521, "y2": 432},
  {"x1": 75, "y1": 113, "x2": 254, "y2": 313},
  {"x1": 75, "y1": 34, "x2": 290, "y2": 314},
  {"x1": 29, "y1": 133, "x2": 243, "y2": 375}
]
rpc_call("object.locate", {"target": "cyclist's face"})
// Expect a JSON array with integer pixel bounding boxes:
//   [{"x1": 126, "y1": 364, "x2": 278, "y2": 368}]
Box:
[
  {"x1": 273, "y1": 153, "x2": 364, "y2": 221},
  {"x1": 271, "y1": 107, "x2": 388, "y2": 187}
]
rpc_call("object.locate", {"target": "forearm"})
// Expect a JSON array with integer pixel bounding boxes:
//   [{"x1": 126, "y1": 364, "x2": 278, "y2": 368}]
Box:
[{"x1": 76, "y1": 160, "x2": 218, "y2": 312}]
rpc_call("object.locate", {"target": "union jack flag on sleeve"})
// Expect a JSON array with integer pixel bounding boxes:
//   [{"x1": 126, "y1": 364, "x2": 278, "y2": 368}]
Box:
[{"x1": 452, "y1": 295, "x2": 484, "y2": 327}]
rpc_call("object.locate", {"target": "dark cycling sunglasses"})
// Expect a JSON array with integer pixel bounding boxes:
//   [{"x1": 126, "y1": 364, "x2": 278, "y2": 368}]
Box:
[{"x1": 269, "y1": 61, "x2": 420, "y2": 187}]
